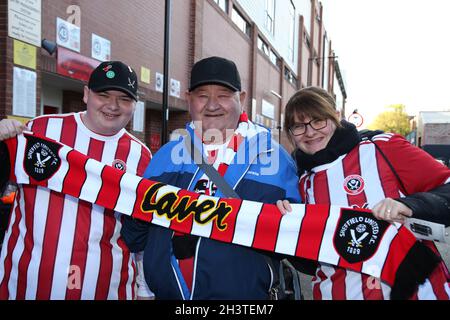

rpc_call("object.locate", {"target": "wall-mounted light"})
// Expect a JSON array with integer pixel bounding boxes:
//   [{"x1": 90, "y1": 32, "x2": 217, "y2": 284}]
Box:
[
  {"x1": 270, "y1": 90, "x2": 282, "y2": 100},
  {"x1": 41, "y1": 39, "x2": 57, "y2": 56}
]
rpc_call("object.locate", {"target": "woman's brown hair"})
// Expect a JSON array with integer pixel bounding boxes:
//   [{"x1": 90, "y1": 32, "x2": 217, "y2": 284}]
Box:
[{"x1": 283, "y1": 86, "x2": 342, "y2": 135}]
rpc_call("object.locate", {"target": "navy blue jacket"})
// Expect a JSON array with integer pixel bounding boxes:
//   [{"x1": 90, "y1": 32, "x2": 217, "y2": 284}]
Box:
[{"x1": 121, "y1": 122, "x2": 301, "y2": 299}]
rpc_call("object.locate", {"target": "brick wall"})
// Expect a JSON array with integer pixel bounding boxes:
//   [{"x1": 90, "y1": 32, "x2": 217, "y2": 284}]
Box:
[
  {"x1": 2, "y1": 0, "x2": 335, "y2": 153},
  {"x1": 62, "y1": 91, "x2": 84, "y2": 114}
]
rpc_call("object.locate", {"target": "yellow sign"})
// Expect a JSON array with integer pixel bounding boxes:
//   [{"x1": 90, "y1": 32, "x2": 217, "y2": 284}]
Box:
[
  {"x1": 7, "y1": 115, "x2": 31, "y2": 125},
  {"x1": 141, "y1": 67, "x2": 151, "y2": 84},
  {"x1": 14, "y1": 40, "x2": 37, "y2": 70}
]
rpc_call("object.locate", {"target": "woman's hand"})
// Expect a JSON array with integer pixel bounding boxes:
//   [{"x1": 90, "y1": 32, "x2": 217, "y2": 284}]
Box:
[
  {"x1": 0, "y1": 119, "x2": 27, "y2": 141},
  {"x1": 372, "y1": 197, "x2": 412, "y2": 224},
  {"x1": 276, "y1": 199, "x2": 292, "y2": 215}
]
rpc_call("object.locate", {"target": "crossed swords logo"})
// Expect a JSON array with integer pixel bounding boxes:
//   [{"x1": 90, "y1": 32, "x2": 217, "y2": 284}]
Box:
[
  {"x1": 348, "y1": 229, "x2": 369, "y2": 248},
  {"x1": 34, "y1": 150, "x2": 52, "y2": 168}
]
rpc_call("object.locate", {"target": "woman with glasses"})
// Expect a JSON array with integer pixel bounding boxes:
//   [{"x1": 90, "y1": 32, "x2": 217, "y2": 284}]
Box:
[{"x1": 277, "y1": 86, "x2": 450, "y2": 300}]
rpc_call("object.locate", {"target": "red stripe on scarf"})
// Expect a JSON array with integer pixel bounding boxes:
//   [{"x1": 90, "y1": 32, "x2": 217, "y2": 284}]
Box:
[
  {"x1": 295, "y1": 204, "x2": 330, "y2": 261},
  {"x1": 252, "y1": 204, "x2": 283, "y2": 252},
  {"x1": 210, "y1": 198, "x2": 242, "y2": 243},
  {"x1": 96, "y1": 165, "x2": 126, "y2": 209},
  {"x1": 62, "y1": 151, "x2": 89, "y2": 198},
  {"x1": 381, "y1": 227, "x2": 416, "y2": 285},
  {"x1": 170, "y1": 190, "x2": 199, "y2": 235}
]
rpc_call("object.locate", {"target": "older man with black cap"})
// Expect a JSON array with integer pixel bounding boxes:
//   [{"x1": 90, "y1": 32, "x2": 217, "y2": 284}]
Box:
[
  {"x1": 0, "y1": 61, "x2": 151, "y2": 300},
  {"x1": 121, "y1": 56, "x2": 301, "y2": 299}
]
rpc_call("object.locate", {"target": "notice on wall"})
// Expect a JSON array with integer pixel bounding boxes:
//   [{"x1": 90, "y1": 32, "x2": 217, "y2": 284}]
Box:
[
  {"x1": 13, "y1": 39, "x2": 37, "y2": 69},
  {"x1": 6, "y1": 115, "x2": 32, "y2": 125},
  {"x1": 141, "y1": 67, "x2": 151, "y2": 84},
  {"x1": 133, "y1": 101, "x2": 145, "y2": 132},
  {"x1": 155, "y1": 72, "x2": 164, "y2": 92},
  {"x1": 262, "y1": 99, "x2": 275, "y2": 119},
  {"x1": 91, "y1": 33, "x2": 111, "y2": 61},
  {"x1": 8, "y1": 0, "x2": 42, "y2": 47},
  {"x1": 13, "y1": 66, "x2": 37, "y2": 118},
  {"x1": 170, "y1": 79, "x2": 180, "y2": 98},
  {"x1": 56, "y1": 17, "x2": 80, "y2": 52}
]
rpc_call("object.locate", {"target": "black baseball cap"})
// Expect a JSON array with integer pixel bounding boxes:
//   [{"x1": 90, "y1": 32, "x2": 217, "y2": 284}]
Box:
[
  {"x1": 188, "y1": 56, "x2": 241, "y2": 92},
  {"x1": 88, "y1": 61, "x2": 138, "y2": 101}
]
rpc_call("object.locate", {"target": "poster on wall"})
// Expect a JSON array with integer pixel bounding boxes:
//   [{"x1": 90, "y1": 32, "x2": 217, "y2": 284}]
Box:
[
  {"x1": 56, "y1": 17, "x2": 80, "y2": 52},
  {"x1": 170, "y1": 79, "x2": 180, "y2": 98},
  {"x1": 91, "y1": 33, "x2": 111, "y2": 61},
  {"x1": 141, "y1": 67, "x2": 151, "y2": 84},
  {"x1": 8, "y1": 0, "x2": 41, "y2": 47},
  {"x1": 13, "y1": 39, "x2": 37, "y2": 70},
  {"x1": 57, "y1": 47, "x2": 100, "y2": 82},
  {"x1": 262, "y1": 99, "x2": 275, "y2": 119},
  {"x1": 155, "y1": 72, "x2": 164, "y2": 92},
  {"x1": 150, "y1": 133, "x2": 161, "y2": 151},
  {"x1": 13, "y1": 67, "x2": 36, "y2": 118}
]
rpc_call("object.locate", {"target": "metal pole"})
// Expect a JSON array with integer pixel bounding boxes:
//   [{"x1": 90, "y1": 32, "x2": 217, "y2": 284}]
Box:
[{"x1": 161, "y1": 0, "x2": 171, "y2": 146}]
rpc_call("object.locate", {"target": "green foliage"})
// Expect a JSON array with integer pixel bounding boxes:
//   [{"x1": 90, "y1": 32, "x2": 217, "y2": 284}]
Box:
[{"x1": 368, "y1": 104, "x2": 411, "y2": 137}]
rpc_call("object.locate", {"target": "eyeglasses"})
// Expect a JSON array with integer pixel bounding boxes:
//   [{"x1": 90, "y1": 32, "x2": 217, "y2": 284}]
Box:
[{"x1": 289, "y1": 119, "x2": 328, "y2": 136}]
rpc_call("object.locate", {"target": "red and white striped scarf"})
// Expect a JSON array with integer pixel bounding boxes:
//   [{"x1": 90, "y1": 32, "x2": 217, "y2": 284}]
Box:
[
  {"x1": 3, "y1": 132, "x2": 439, "y2": 298},
  {"x1": 191, "y1": 113, "x2": 252, "y2": 184}
]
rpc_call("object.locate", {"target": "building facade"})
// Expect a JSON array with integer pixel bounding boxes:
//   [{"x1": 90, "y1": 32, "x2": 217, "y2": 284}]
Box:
[{"x1": 0, "y1": 0, "x2": 346, "y2": 153}]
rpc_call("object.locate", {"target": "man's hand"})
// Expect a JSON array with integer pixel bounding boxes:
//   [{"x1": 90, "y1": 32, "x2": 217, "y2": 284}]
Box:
[
  {"x1": 0, "y1": 119, "x2": 27, "y2": 141},
  {"x1": 372, "y1": 197, "x2": 413, "y2": 224},
  {"x1": 276, "y1": 199, "x2": 292, "y2": 215}
]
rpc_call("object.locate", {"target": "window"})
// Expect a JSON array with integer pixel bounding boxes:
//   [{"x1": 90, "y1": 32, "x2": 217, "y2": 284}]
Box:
[
  {"x1": 257, "y1": 36, "x2": 270, "y2": 56},
  {"x1": 322, "y1": 35, "x2": 329, "y2": 90},
  {"x1": 269, "y1": 49, "x2": 279, "y2": 67},
  {"x1": 213, "y1": 0, "x2": 228, "y2": 13},
  {"x1": 284, "y1": 67, "x2": 297, "y2": 86},
  {"x1": 288, "y1": 1, "x2": 295, "y2": 62},
  {"x1": 304, "y1": 32, "x2": 310, "y2": 48},
  {"x1": 258, "y1": 36, "x2": 280, "y2": 68},
  {"x1": 231, "y1": 8, "x2": 250, "y2": 36},
  {"x1": 265, "y1": 0, "x2": 275, "y2": 34}
]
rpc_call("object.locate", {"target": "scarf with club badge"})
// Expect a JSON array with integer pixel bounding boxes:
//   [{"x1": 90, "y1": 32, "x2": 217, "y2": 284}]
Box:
[{"x1": 1, "y1": 132, "x2": 440, "y2": 300}]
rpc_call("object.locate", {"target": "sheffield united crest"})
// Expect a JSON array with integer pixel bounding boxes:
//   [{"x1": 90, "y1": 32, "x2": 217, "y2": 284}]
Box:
[
  {"x1": 24, "y1": 135, "x2": 62, "y2": 181},
  {"x1": 334, "y1": 209, "x2": 389, "y2": 264},
  {"x1": 343, "y1": 175, "x2": 365, "y2": 195}
]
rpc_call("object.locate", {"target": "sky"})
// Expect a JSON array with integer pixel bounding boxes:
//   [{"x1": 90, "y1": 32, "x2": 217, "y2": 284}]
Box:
[{"x1": 319, "y1": 0, "x2": 450, "y2": 127}]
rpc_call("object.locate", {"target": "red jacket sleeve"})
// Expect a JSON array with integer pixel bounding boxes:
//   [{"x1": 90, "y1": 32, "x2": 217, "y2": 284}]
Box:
[{"x1": 374, "y1": 134, "x2": 450, "y2": 195}]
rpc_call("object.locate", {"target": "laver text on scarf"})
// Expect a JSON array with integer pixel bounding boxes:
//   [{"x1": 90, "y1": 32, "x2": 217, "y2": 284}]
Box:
[{"x1": 141, "y1": 182, "x2": 232, "y2": 230}]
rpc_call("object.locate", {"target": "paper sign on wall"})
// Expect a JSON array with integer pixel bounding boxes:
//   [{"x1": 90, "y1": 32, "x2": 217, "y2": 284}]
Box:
[
  {"x1": 13, "y1": 67, "x2": 37, "y2": 118},
  {"x1": 141, "y1": 67, "x2": 151, "y2": 84},
  {"x1": 8, "y1": 0, "x2": 42, "y2": 47},
  {"x1": 57, "y1": 17, "x2": 80, "y2": 52},
  {"x1": 14, "y1": 39, "x2": 37, "y2": 70},
  {"x1": 91, "y1": 33, "x2": 111, "y2": 61}
]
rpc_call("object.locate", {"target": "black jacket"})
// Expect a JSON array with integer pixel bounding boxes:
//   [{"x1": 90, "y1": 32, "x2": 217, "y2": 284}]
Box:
[{"x1": 397, "y1": 183, "x2": 450, "y2": 227}]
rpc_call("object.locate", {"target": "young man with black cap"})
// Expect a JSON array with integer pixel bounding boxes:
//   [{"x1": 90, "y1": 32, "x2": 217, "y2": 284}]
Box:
[
  {"x1": 121, "y1": 56, "x2": 301, "y2": 299},
  {"x1": 0, "y1": 61, "x2": 151, "y2": 299}
]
